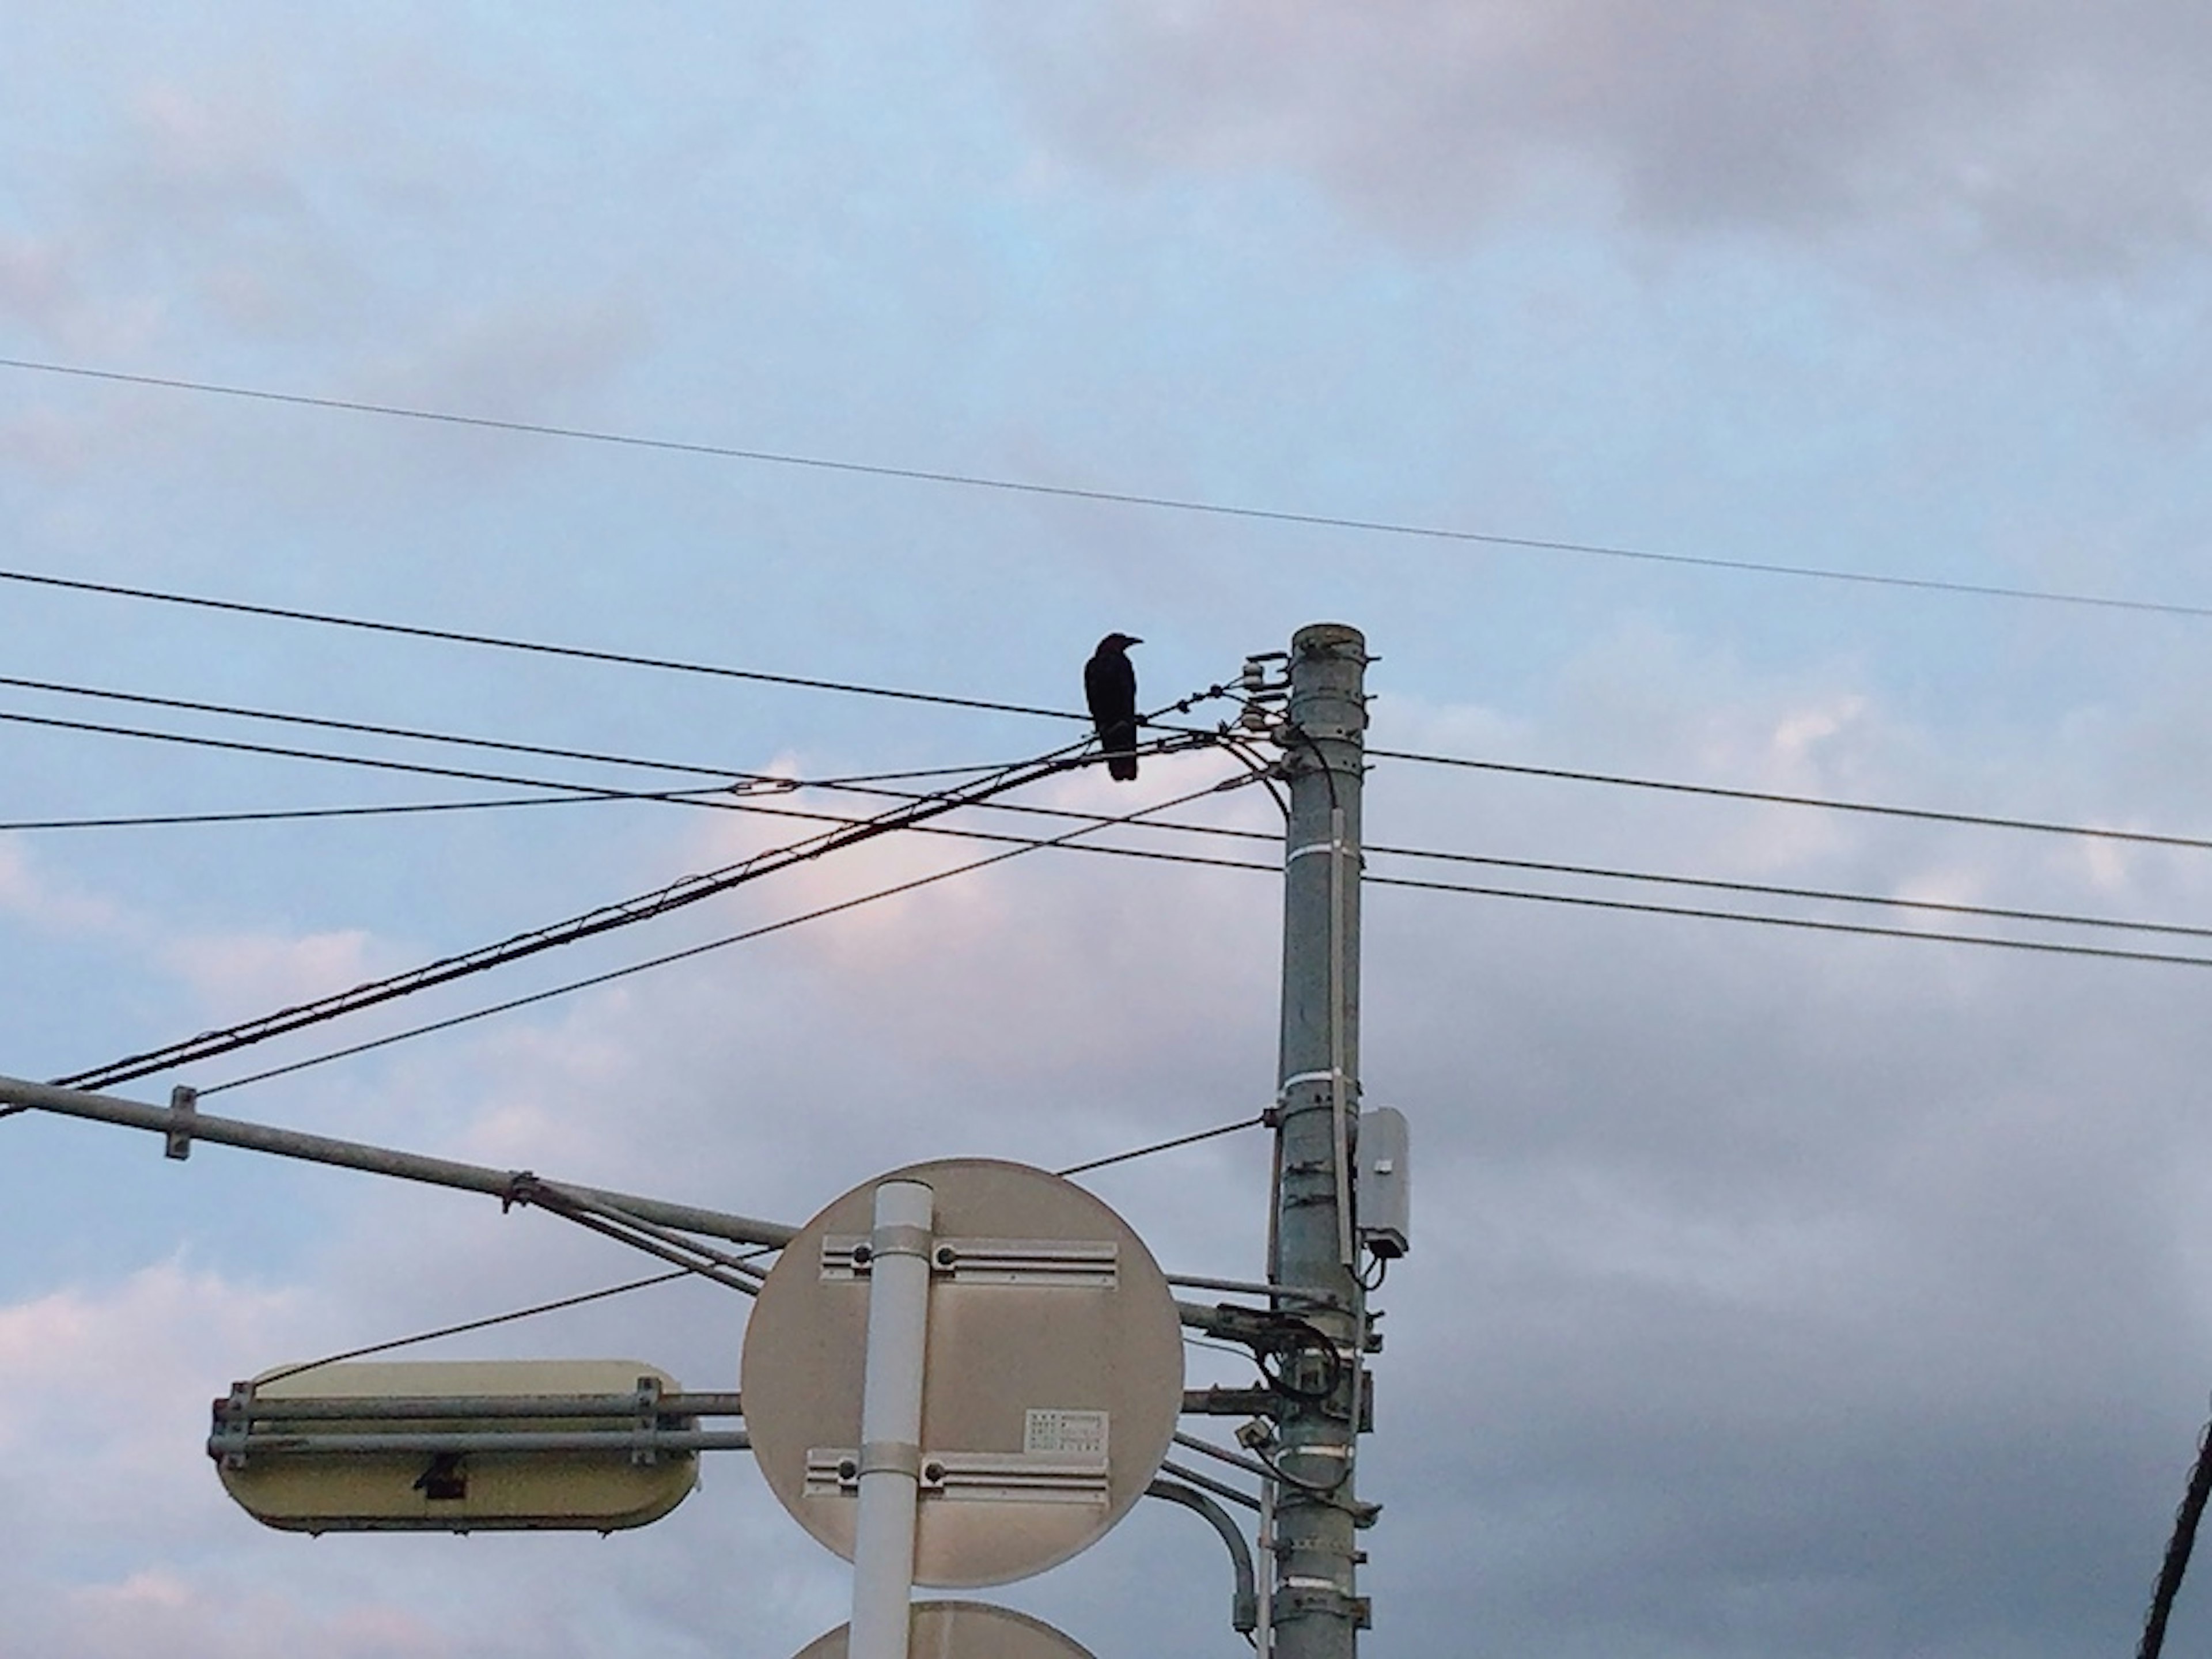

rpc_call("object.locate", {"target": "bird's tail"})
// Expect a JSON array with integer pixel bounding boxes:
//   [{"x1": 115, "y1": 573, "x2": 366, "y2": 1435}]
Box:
[{"x1": 1108, "y1": 753, "x2": 1138, "y2": 782}]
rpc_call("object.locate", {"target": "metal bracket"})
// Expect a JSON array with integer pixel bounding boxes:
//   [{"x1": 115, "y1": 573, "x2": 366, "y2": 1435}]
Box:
[
  {"x1": 630, "y1": 1374, "x2": 662, "y2": 1467},
  {"x1": 165, "y1": 1085, "x2": 196, "y2": 1161},
  {"x1": 805, "y1": 1447, "x2": 1111, "y2": 1506},
  {"x1": 822, "y1": 1235, "x2": 1118, "y2": 1287}
]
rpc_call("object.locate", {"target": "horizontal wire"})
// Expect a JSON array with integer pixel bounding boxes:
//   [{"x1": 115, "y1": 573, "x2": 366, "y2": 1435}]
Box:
[
  {"x1": 0, "y1": 669, "x2": 1052, "y2": 794},
  {"x1": 1370, "y1": 747, "x2": 2212, "y2": 854},
  {"x1": 0, "y1": 706, "x2": 722, "y2": 799},
  {"x1": 199, "y1": 771, "x2": 1250, "y2": 1094},
  {"x1": 204, "y1": 804, "x2": 2212, "y2": 1099},
  {"x1": 6, "y1": 357, "x2": 2208, "y2": 620},
  {"x1": 15, "y1": 696, "x2": 2211, "y2": 950},
  {"x1": 60, "y1": 732, "x2": 1126, "y2": 1092},
  {"x1": 0, "y1": 791, "x2": 718, "y2": 832},
  {"x1": 13, "y1": 665, "x2": 2209, "y2": 863},
  {"x1": 704, "y1": 794, "x2": 2212, "y2": 967},
  {"x1": 0, "y1": 565, "x2": 1081, "y2": 721},
  {"x1": 0, "y1": 671, "x2": 742, "y2": 783},
  {"x1": 706, "y1": 793, "x2": 2212, "y2": 944},
  {"x1": 1369, "y1": 871, "x2": 2212, "y2": 969}
]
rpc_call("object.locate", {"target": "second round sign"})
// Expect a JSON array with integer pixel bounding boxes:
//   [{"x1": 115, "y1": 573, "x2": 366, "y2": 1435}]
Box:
[{"x1": 741, "y1": 1158, "x2": 1183, "y2": 1588}]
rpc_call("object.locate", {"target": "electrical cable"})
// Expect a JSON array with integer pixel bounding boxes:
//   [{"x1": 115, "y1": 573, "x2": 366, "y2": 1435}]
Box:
[
  {"x1": 1368, "y1": 869, "x2": 2212, "y2": 968},
  {"x1": 1370, "y1": 747, "x2": 2212, "y2": 854},
  {"x1": 2138, "y1": 1398, "x2": 2212, "y2": 1659},
  {"x1": 17, "y1": 696, "x2": 2212, "y2": 971},
  {"x1": 253, "y1": 1267, "x2": 697, "y2": 1388},
  {"x1": 695, "y1": 793, "x2": 2212, "y2": 949},
  {"x1": 195, "y1": 769, "x2": 1257, "y2": 1094},
  {"x1": 0, "y1": 565, "x2": 1081, "y2": 721},
  {"x1": 0, "y1": 671, "x2": 748, "y2": 783},
  {"x1": 0, "y1": 706, "x2": 738, "y2": 800},
  {"x1": 0, "y1": 670, "x2": 1056, "y2": 794},
  {"x1": 18, "y1": 665, "x2": 2209, "y2": 866},
  {"x1": 0, "y1": 792, "x2": 692, "y2": 832},
  {"x1": 1054, "y1": 1115, "x2": 1268, "y2": 1178},
  {"x1": 56, "y1": 731, "x2": 1127, "y2": 1092},
  {"x1": 25, "y1": 764, "x2": 2212, "y2": 952},
  {"x1": 7, "y1": 358, "x2": 2209, "y2": 620}
]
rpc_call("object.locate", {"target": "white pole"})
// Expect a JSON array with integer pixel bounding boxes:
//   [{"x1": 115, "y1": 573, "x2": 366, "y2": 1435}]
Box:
[{"x1": 847, "y1": 1179, "x2": 935, "y2": 1659}]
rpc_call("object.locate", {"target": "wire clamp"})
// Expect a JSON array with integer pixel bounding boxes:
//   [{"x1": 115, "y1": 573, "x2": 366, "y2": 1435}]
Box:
[{"x1": 165, "y1": 1085, "x2": 197, "y2": 1161}]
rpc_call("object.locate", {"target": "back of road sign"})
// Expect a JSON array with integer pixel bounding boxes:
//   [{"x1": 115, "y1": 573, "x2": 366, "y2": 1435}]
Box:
[
  {"x1": 215, "y1": 1359, "x2": 699, "y2": 1533},
  {"x1": 743, "y1": 1158, "x2": 1183, "y2": 1588},
  {"x1": 794, "y1": 1601, "x2": 1099, "y2": 1658}
]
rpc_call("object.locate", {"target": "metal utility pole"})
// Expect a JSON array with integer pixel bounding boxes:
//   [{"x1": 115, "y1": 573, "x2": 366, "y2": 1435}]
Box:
[{"x1": 1267, "y1": 622, "x2": 1370, "y2": 1656}]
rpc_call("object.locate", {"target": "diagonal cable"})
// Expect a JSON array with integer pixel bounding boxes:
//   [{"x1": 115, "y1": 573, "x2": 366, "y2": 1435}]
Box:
[
  {"x1": 198, "y1": 768, "x2": 1260, "y2": 1095},
  {"x1": 54, "y1": 735, "x2": 1119, "y2": 1092}
]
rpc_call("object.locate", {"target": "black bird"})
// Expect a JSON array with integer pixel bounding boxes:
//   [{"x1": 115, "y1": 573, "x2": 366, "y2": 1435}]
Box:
[{"x1": 1084, "y1": 632, "x2": 1142, "y2": 781}]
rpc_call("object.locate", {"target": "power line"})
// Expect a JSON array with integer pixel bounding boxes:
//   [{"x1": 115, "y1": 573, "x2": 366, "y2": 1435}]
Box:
[
  {"x1": 18, "y1": 690, "x2": 2212, "y2": 955},
  {"x1": 709, "y1": 793, "x2": 2212, "y2": 945},
  {"x1": 5, "y1": 358, "x2": 2208, "y2": 620},
  {"x1": 0, "y1": 670, "x2": 1125, "y2": 799},
  {"x1": 206, "y1": 800, "x2": 2212, "y2": 1100},
  {"x1": 255, "y1": 1268, "x2": 698, "y2": 1388},
  {"x1": 1370, "y1": 748, "x2": 2212, "y2": 855},
  {"x1": 199, "y1": 771, "x2": 1256, "y2": 1094},
  {"x1": 18, "y1": 688, "x2": 2212, "y2": 953},
  {"x1": 0, "y1": 671, "x2": 744, "y2": 784},
  {"x1": 1368, "y1": 870, "x2": 2212, "y2": 969},
  {"x1": 58, "y1": 730, "x2": 1153, "y2": 1093},
  {"x1": 0, "y1": 566, "x2": 1081, "y2": 722},
  {"x1": 0, "y1": 706, "x2": 731, "y2": 800},
  {"x1": 14, "y1": 665, "x2": 2210, "y2": 861},
  {"x1": 1054, "y1": 1116, "x2": 1268, "y2": 1179},
  {"x1": 0, "y1": 793, "x2": 676, "y2": 832}
]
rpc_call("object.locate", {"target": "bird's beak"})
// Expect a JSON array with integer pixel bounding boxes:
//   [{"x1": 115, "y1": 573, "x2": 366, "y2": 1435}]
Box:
[{"x1": 1127, "y1": 637, "x2": 1144, "y2": 646}]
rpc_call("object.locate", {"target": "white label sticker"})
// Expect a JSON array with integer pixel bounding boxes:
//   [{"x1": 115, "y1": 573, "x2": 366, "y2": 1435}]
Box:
[{"x1": 1024, "y1": 1408, "x2": 1109, "y2": 1458}]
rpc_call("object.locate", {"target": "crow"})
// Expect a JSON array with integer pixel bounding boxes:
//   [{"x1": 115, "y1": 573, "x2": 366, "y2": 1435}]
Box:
[{"x1": 1084, "y1": 632, "x2": 1142, "y2": 781}]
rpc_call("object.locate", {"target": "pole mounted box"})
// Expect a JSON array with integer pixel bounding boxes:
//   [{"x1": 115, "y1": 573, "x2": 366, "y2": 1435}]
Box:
[{"x1": 1356, "y1": 1108, "x2": 1411, "y2": 1261}]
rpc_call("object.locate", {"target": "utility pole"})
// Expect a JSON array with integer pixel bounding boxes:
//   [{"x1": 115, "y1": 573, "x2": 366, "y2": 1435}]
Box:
[{"x1": 1267, "y1": 622, "x2": 1371, "y2": 1656}]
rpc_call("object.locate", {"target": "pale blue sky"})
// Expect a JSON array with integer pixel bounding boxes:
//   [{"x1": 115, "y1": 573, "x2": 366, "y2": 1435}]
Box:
[{"x1": 7, "y1": 5, "x2": 2212, "y2": 1656}]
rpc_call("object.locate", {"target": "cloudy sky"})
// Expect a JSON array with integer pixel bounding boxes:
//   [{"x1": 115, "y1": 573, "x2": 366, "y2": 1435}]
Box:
[{"x1": 7, "y1": 4, "x2": 2212, "y2": 1655}]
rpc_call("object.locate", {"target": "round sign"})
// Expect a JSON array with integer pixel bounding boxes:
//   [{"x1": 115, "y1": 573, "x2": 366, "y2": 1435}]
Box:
[
  {"x1": 792, "y1": 1601, "x2": 1099, "y2": 1659},
  {"x1": 742, "y1": 1159, "x2": 1183, "y2": 1588}
]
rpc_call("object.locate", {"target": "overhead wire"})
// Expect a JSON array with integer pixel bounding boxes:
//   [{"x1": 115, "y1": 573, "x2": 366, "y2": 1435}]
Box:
[
  {"x1": 14, "y1": 665, "x2": 2212, "y2": 863},
  {"x1": 1368, "y1": 869, "x2": 2212, "y2": 969},
  {"x1": 6, "y1": 358, "x2": 2209, "y2": 620},
  {"x1": 0, "y1": 706, "x2": 729, "y2": 800},
  {"x1": 16, "y1": 686, "x2": 2212, "y2": 965},
  {"x1": 16, "y1": 695, "x2": 2212, "y2": 971},
  {"x1": 1369, "y1": 747, "x2": 2212, "y2": 855},
  {"x1": 55, "y1": 726, "x2": 1145, "y2": 1092},
  {"x1": 683, "y1": 793, "x2": 2212, "y2": 949},
  {"x1": 0, "y1": 793, "x2": 682, "y2": 832},
  {"x1": 1054, "y1": 1115, "x2": 1268, "y2": 1179},
  {"x1": 191, "y1": 768, "x2": 1257, "y2": 1095},
  {"x1": 253, "y1": 1267, "x2": 697, "y2": 1388},
  {"x1": 0, "y1": 669, "x2": 1058, "y2": 794},
  {"x1": 0, "y1": 565, "x2": 1080, "y2": 722}
]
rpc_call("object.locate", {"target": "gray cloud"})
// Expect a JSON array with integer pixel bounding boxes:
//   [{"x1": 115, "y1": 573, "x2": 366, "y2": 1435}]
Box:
[{"x1": 993, "y1": 1, "x2": 2212, "y2": 274}]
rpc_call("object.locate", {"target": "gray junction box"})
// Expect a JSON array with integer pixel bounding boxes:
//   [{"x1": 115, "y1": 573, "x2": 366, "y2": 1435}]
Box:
[{"x1": 1357, "y1": 1107, "x2": 1411, "y2": 1260}]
